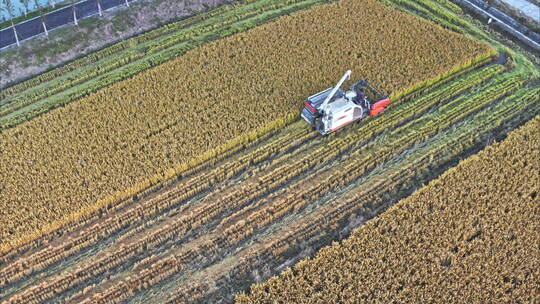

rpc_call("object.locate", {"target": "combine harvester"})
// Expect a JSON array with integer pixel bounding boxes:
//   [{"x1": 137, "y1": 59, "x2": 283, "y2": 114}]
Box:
[{"x1": 301, "y1": 70, "x2": 391, "y2": 134}]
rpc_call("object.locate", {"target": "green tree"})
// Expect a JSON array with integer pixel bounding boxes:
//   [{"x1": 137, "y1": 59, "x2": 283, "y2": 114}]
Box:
[{"x1": 21, "y1": 0, "x2": 30, "y2": 16}]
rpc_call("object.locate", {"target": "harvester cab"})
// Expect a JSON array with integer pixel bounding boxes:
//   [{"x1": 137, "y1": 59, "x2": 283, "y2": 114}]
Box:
[{"x1": 301, "y1": 70, "x2": 391, "y2": 135}]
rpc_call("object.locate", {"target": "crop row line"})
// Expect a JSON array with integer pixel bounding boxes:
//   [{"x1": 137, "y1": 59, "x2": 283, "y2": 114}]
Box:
[
  {"x1": 212, "y1": 73, "x2": 522, "y2": 236},
  {"x1": 2, "y1": 61, "x2": 501, "y2": 303},
  {"x1": 166, "y1": 86, "x2": 540, "y2": 303},
  {"x1": 0, "y1": 123, "x2": 312, "y2": 289},
  {"x1": 69, "y1": 70, "x2": 519, "y2": 304}
]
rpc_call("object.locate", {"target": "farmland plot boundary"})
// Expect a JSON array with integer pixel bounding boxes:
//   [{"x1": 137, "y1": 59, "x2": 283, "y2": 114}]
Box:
[
  {"x1": 0, "y1": 0, "x2": 493, "y2": 254},
  {"x1": 0, "y1": 57, "x2": 516, "y2": 302},
  {"x1": 0, "y1": 53, "x2": 501, "y2": 266},
  {"x1": 1, "y1": 0, "x2": 538, "y2": 302}
]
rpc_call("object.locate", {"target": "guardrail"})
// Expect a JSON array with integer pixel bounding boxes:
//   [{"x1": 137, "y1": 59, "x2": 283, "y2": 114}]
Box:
[
  {"x1": 0, "y1": 0, "x2": 136, "y2": 50},
  {"x1": 453, "y1": 0, "x2": 540, "y2": 51}
]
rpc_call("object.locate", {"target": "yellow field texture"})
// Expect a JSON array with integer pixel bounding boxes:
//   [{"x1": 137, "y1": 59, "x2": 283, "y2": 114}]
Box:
[
  {"x1": 237, "y1": 115, "x2": 540, "y2": 303},
  {"x1": 0, "y1": 0, "x2": 492, "y2": 251}
]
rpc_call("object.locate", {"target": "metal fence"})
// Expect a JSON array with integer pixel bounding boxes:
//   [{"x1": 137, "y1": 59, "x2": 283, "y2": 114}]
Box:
[
  {"x1": 453, "y1": 0, "x2": 540, "y2": 51},
  {"x1": 0, "y1": 0, "x2": 136, "y2": 50}
]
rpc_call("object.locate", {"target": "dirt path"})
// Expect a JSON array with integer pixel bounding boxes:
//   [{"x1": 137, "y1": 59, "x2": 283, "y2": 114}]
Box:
[{"x1": 0, "y1": 0, "x2": 234, "y2": 88}]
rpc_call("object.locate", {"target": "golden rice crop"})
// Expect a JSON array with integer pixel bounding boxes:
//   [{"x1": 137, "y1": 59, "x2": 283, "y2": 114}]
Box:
[
  {"x1": 0, "y1": 63, "x2": 508, "y2": 303},
  {"x1": 236, "y1": 115, "x2": 540, "y2": 303},
  {"x1": 0, "y1": 0, "x2": 492, "y2": 251}
]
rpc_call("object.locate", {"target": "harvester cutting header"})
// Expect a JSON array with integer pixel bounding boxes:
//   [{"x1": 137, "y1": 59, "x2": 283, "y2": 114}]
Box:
[{"x1": 301, "y1": 70, "x2": 391, "y2": 135}]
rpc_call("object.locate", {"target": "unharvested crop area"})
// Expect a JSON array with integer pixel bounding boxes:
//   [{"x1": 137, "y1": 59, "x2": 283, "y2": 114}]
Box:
[
  {"x1": 0, "y1": 0, "x2": 538, "y2": 302},
  {"x1": 0, "y1": 0, "x2": 490, "y2": 251},
  {"x1": 237, "y1": 115, "x2": 540, "y2": 303}
]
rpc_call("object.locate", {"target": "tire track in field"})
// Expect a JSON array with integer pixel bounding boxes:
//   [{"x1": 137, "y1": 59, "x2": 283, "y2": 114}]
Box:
[
  {"x1": 0, "y1": 64, "x2": 504, "y2": 303},
  {"x1": 70, "y1": 70, "x2": 515, "y2": 303}
]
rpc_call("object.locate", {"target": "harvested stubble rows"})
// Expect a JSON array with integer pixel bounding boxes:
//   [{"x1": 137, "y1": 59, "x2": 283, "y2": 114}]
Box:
[
  {"x1": 0, "y1": 0, "x2": 530, "y2": 302},
  {"x1": 168, "y1": 87, "x2": 539, "y2": 303},
  {"x1": 236, "y1": 115, "x2": 540, "y2": 303},
  {"x1": 0, "y1": 0, "x2": 491, "y2": 251},
  {"x1": 1, "y1": 57, "x2": 521, "y2": 303}
]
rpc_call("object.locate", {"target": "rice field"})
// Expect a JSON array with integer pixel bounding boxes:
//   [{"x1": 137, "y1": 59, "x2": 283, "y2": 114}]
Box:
[
  {"x1": 0, "y1": 0, "x2": 538, "y2": 302},
  {"x1": 236, "y1": 115, "x2": 540, "y2": 303}
]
